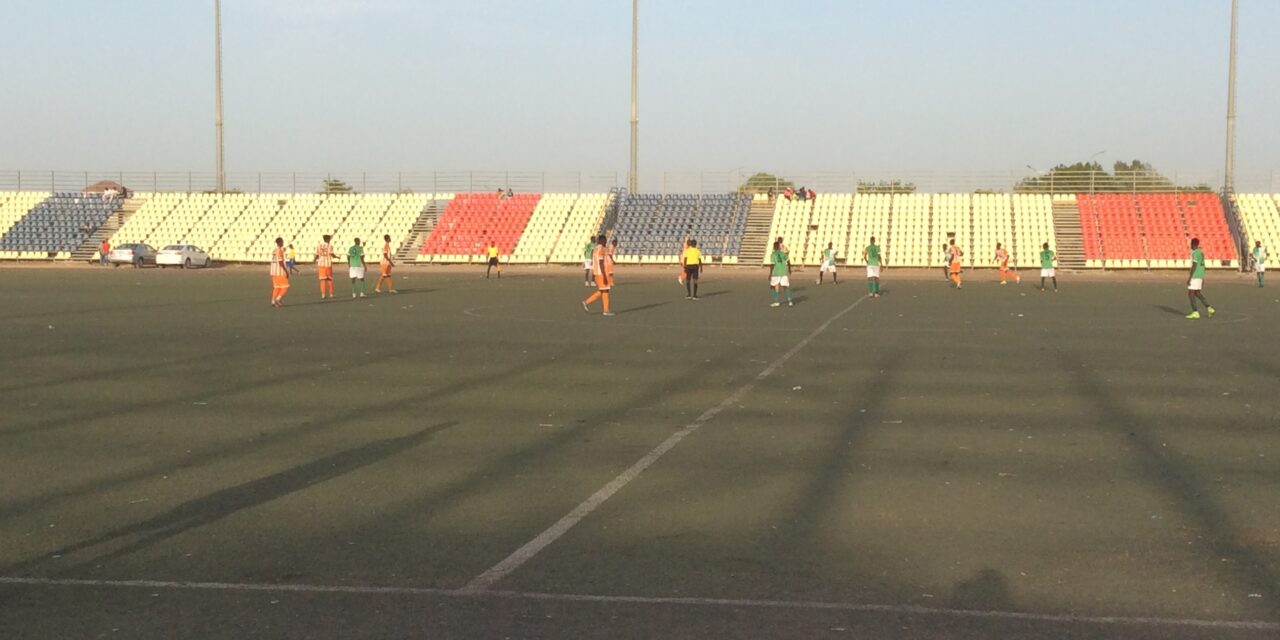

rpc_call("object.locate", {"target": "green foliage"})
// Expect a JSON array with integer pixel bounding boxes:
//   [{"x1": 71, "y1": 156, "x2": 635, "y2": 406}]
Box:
[
  {"x1": 857, "y1": 180, "x2": 916, "y2": 194},
  {"x1": 1014, "y1": 160, "x2": 1212, "y2": 194},
  {"x1": 737, "y1": 172, "x2": 793, "y2": 194}
]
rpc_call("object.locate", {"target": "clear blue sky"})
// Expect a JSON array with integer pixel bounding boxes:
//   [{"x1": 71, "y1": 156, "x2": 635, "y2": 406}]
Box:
[{"x1": 1, "y1": 0, "x2": 1277, "y2": 185}]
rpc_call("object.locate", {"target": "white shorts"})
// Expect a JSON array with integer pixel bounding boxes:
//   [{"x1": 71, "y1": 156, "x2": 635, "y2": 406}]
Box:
[
  {"x1": 1040, "y1": 268, "x2": 1055, "y2": 278},
  {"x1": 583, "y1": 260, "x2": 592, "y2": 270},
  {"x1": 866, "y1": 265, "x2": 881, "y2": 278},
  {"x1": 820, "y1": 262, "x2": 836, "y2": 273},
  {"x1": 1255, "y1": 263, "x2": 1266, "y2": 273},
  {"x1": 769, "y1": 276, "x2": 790, "y2": 288},
  {"x1": 1188, "y1": 278, "x2": 1203, "y2": 291},
  {"x1": 349, "y1": 266, "x2": 366, "y2": 279}
]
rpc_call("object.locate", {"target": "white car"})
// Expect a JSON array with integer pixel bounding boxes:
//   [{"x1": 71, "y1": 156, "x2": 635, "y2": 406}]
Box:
[{"x1": 156, "y1": 244, "x2": 212, "y2": 269}]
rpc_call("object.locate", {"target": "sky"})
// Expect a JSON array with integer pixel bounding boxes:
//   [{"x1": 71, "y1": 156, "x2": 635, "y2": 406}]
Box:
[{"x1": 1, "y1": 0, "x2": 1278, "y2": 189}]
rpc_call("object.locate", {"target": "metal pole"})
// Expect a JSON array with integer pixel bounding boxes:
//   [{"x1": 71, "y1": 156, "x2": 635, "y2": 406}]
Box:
[
  {"x1": 214, "y1": 0, "x2": 226, "y2": 193},
  {"x1": 1224, "y1": 0, "x2": 1239, "y2": 195},
  {"x1": 629, "y1": 0, "x2": 638, "y2": 193}
]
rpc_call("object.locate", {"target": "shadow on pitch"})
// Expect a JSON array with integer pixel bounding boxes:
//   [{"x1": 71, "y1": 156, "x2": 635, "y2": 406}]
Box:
[
  {"x1": 0, "y1": 422, "x2": 459, "y2": 577},
  {"x1": 1061, "y1": 352, "x2": 1280, "y2": 619},
  {"x1": 0, "y1": 348, "x2": 574, "y2": 520},
  {"x1": 1152, "y1": 305, "x2": 1188, "y2": 317},
  {"x1": 621, "y1": 301, "x2": 674, "y2": 314}
]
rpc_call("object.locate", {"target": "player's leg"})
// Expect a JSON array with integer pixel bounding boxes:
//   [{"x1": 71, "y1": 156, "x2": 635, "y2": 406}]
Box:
[
  {"x1": 685, "y1": 270, "x2": 693, "y2": 299},
  {"x1": 770, "y1": 284, "x2": 780, "y2": 306},
  {"x1": 1051, "y1": 276, "x2": 1058, "y2": 291},
  {"x1": 692, "y1": 270, "x2": 699, "y2": 299},
  {"x1": 1187, "y1": 289, "x2": 1199, "y2": 315},
  {"x1": 832, "y1": 268, "x2": 838, "y2": 284}
]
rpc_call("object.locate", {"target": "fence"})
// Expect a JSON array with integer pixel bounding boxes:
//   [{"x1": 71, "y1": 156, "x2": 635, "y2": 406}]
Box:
[{"x1": 0, "y1": 169, "x2": 1277, "y2": 195}]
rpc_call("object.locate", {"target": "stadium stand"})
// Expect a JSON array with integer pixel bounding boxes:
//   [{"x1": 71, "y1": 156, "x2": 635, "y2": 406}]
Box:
[
  {"x1": 0, "y1": 192, "x2": 53, "y2": 259},
  {"x1": 762, "y1": 197, "x2": 813, "y2": 265},
  {"x1": 1012, "y1": 194, "x2": 1055, "y2": 268},
  {"x1": 973, "y1": 194, "x2": 1015, "y2": 268},
  {"x1": 1076, "y1": 193, "x2": 1235, "y2": 268},
  {"x1": 511, "y1": 194, "x2": 577, "y2": 263},
  {"x1": 295, "y1": 194, "x2": 362, "y2": 259},
  {"x1": 848, "y1": 193, "x2": 891, "y2": 266},
  {"x1": 933, "y1": 193, "x2": 971, "y2": 267},
  {"x1": 421, "y1": 193, "x2": 539, "y2": 262},
  {"x1": 0, "y1": 193, "x2": 116, "y2": 258},
  {"x1": 237, "y1": 195, "x2": 321, "y2": 262},
  {"x1": 332, "y1": 194, "x2": 395, "y2": 256},
  {"x1": 549, "y1": 193, "x2": 610, "y2": 264},
  {"x1": 1177, "y1": 193, "x2": 1236, "y2": 266},
  {"x1": 886, "y1": 193, "x2": 933, "y2": 267},
  {"x1": 379, "y1": 194, "x2": 431, "y2": 259},
  {"x1": 182, "y1": 194, "x2": 252, "y2": 259},
  {"x1": 108, "y1": 193, "x2": 187, "y2": 250},
  {"x1": 611, "y1": 193, "x2": 696, "y2": 263},
  {"x1": 1233, "y1": 193, "x2": 1280, "y2": 263},
  {"x1": 801, "y1": 194, "x2": 852, "y2": 266},
  {"x1": 145, "y1": 194, "x2": 217, "y2": 252}
]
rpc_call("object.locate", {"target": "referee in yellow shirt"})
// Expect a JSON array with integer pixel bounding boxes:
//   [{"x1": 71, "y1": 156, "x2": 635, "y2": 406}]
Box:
[
  {"x1": 485, "y1": 241, "x2": 501, "y2": 279},
  {"x1": 681, "y1": 239, "x2": 703, "y2": 300}
]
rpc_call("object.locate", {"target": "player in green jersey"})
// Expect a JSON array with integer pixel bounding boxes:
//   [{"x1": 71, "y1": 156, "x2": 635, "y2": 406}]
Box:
[
  {"x1": 1186, "y1": 238, "x2": 1215, "y2": 319},
  {"x1": 863, "y1": 237, "x2": 883, "y2": 297},
  {"x1": 817, "y1": 242, "x2": 838, "y2": 285},
  {"x1": 768, "y1": 239, "x2": 793, "y2": 307},
  {"x1": 1038, "y1": 243, "x2": 1057, "y2": 292}
]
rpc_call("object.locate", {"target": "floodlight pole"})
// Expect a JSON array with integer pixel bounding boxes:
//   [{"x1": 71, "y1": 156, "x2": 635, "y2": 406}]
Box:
[
  {"x1": 1224, "y1": 0, "x2": 1238, "y2": 195},
  {"x1": 629, "y1": 0, "x2": 638, "y2": 193},
  {"x1": 214, "y1": 0, "x2": 226, "y2": 193}
]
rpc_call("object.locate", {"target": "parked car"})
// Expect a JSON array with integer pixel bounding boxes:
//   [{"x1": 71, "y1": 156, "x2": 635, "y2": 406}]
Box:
[
  {"x1": 157, "y1": 244, "x2": 212, "y2": 269},
  {"x1": 108, "y1": 243, "x2": 156, "y2": 268}
]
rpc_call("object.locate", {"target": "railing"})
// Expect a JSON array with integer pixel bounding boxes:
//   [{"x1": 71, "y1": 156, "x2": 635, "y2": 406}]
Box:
[{"x1": 0, "y1": 169, "x2": 1277, "y2": 195}]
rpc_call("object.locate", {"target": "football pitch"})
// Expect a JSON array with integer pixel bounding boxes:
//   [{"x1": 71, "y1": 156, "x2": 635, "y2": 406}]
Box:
[{"x1": 1, "y1": 264, "x2": 1278, "y2": 639}]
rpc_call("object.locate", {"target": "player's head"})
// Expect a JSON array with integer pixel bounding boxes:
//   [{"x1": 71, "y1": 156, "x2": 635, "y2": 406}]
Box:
[
  {"x1": 1190, "y1": 237, "x2": 1200, "y2": 249},
  {"x1": 274, "y1": 237, "x2": 283, "y2": 247},
  {"x1": 869, "y1": 236, "x2": 875, "y2": 244},
  {"x1": 688, "y1": 238, "x2": 697, "y2": 248},
  {"x1": 323, "y1": 234, "x2": 331, "y2": 243},
  {"x1": 596, "y1": 234, "x2": 607, "y2": 245},
  {"x1": 827, "y1": 241, "x2": 834, "y2": 248},
  {"x1": 354, "y1": 237, "x2": 361, "y2": 245},
  {"x1": 1042, "y1": 242, "x2": 1049, "y2": 250},
  {"x1": 384, "y1": 234, "x2": 391, "y2": 243},
  {"x1": 1257, "y1": 240, "x2": 1263, "y2": 248},
  {"x1": 949, "y1": 238, "x2": 955, "y2": 246},
  {"x1": 996, "y1": 242, "x2": 1002, "y2": 249},
  {"x1": 288, "y1": 243, "x2": 294, "y2": 248},
  {"x1": 611, "y1": 239, "x2": 618, "y2": 247}
]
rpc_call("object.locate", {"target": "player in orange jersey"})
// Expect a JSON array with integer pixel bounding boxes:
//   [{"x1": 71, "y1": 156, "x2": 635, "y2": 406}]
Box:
[
  {"x1": 270, "y1": 237, "x2": 290, "y2": 307},
  {"x1": 315, "y1": 234, "x2": 335, "y2": 299},
  {"x1": 993, "y1": 242, "x2": 1020, "y2": 285},
  {"x1": 581, "y1": 234, "x2": 614, "y2": 316},
  {"x1": 374, "y1": 234, "x2": 397, "y2": 293},
  {"x1": 948, "y1": 238, "x2": 964, "y2": 289}
]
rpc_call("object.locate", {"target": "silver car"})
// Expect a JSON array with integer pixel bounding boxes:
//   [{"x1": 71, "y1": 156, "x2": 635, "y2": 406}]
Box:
[
  {"x1": 108, "y1": 243, "x2": 157, "y2": 268},
  {"x1": 157, "y1": 244, "x2": 212, "y2": 269}
]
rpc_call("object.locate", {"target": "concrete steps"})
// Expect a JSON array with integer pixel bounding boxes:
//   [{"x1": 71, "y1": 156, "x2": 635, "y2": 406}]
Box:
[
  {"x1": 396, "y1": 198, "x2": 447, "y2": 262},
  {"x1": 72, "y1": 197, "x2": 143, "y2": 261},
  {"x1": 738, "y1": 198, "x2": 776, "y2": 265},
  {"x1": 1051, "y1": 200, "x2": 1086, "y2": 269}
]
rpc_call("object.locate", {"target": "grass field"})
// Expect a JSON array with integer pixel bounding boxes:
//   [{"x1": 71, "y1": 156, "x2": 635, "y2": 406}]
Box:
[{"x1": 1, "y1": 263, "x2": 1278, "y2": 639}]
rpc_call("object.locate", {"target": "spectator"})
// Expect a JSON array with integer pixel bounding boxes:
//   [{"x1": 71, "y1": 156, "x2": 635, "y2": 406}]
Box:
[
  {"x1": 505, "y1": 188, "x2": 514, "y2": 199},
  {"x1": 783, "y1": 186, "x2": 795, "y2": 201},
  {"x1": 766, "y1": 187, "x2": 776, "y2": 201},
  {"x1": 99, "y1": 239, "x2": 110, "y2": 266}
]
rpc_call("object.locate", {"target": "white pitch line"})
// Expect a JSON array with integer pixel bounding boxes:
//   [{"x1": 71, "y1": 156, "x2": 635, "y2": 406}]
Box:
[
  {"x1": 461, "y1": 296, "x2": 870, "y2": 593},
  {"x1": 0, "y1": 577, "x2": 1276, "y2": 632}
]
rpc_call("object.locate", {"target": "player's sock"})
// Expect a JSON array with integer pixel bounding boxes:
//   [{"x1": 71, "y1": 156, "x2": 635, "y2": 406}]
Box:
[
  {"x1": 770, "y1": 288, "x2": 779, "y2": 303},
  {"x1": 386, "y1": 277, "x2": 394, "y2": 291},
  {"x1": 867, "y1": 280, "x2": 874, "y2": 294},
  {"x1": 686, "y1": 278, "x2": 693, "y2": 298},
  {"x1": 874, "y1": 280, "x2": 881, "y2": 293},
  {"x1": 602, "y1": 292, "x2": 611, "y2": 314},
  {"x1": 785, "y1": 288, "x2": 793, "y2": 302},
  {"x1": 693, "y1": 282, "x2": 699, "y2": 298},
  {"x1": 1052, "y1": 278, "x2": 1058, "y2": 291}
]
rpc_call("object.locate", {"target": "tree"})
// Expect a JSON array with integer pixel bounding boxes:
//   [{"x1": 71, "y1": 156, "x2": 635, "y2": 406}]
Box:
[
  {"x1": 1013, "y1": 160, "x2": 1207, "y2": 193},
  {"x1": 737, "y1": 172, "x2": 793, "y2": 194},
  {"x1": 321, "y1": 179, "x2": 355, "y2": 194}
]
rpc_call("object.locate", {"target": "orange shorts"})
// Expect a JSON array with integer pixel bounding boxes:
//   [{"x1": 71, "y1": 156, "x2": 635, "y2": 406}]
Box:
[
  {"x1": 949, "y1": 262, "x2": 961, "y2": 274},
  {"x1": 272, "y1": 274, "x2": 290, "y2": 289},
  {"x1": 317, "y1": 266, "x2": 333, "y2": 280},
  {"x1": 594, "y1": 274, "x2": 612, "y2": 290},
  {"x1": 381, "y1": 264, "x2": 392, "y2": 277}
]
